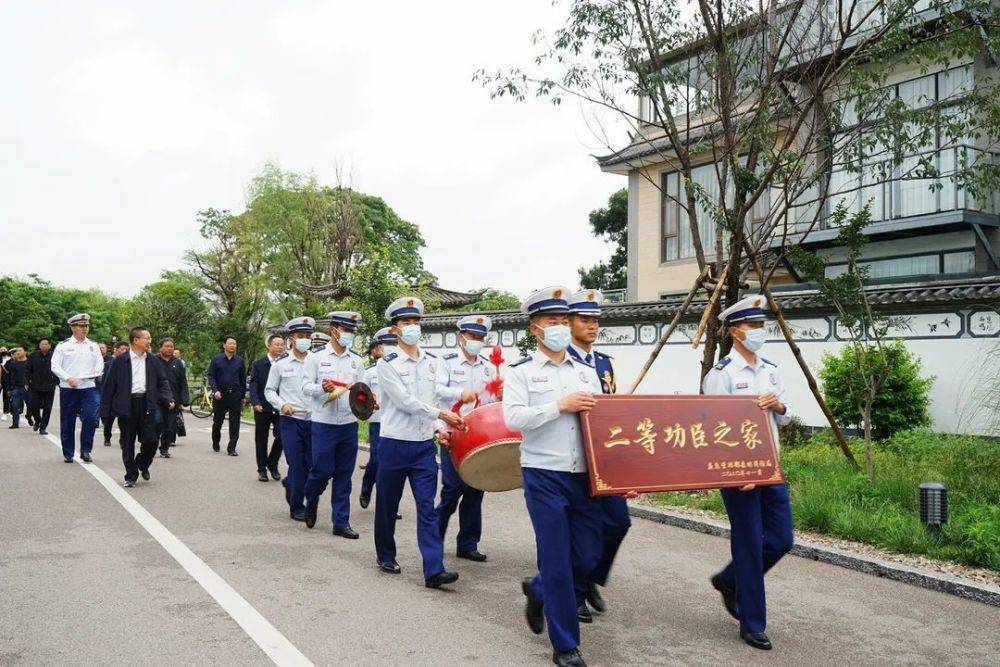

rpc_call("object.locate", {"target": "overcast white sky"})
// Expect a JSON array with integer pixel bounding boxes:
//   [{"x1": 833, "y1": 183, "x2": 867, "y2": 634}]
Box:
[{"x1": 0, "y1": 1, "x2": 628, "y2": 300}]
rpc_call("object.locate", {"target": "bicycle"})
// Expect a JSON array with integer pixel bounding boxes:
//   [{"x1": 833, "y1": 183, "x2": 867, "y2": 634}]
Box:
[{"x1": 189, "y1": 383, "x2": 214, "y2": 419}]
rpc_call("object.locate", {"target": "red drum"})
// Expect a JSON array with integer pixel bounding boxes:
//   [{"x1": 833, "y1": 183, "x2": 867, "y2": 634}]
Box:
[{"x1": 448, "y1": 402, "x2": 522, "y2": 492}]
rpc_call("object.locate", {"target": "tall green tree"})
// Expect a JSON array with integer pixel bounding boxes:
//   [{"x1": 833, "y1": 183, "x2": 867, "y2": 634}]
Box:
[
  {"x1": 125, "y1": 271, "x2": 215, "y2": 373},
  {"x1": 578, "y1": 188, "x2": 627, "y2": 291},
  {"x1": 0, "y1": 275, "x2": 126, "y2": 348}
]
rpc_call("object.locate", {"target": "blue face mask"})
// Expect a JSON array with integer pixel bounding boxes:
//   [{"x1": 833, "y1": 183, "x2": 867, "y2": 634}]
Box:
[
  {"x1": 338, "y1": 331, "x2": 356, "y2": 349},
  {"x1": 742, "y1": 328, "x2": 766, "y2": 352},
  {"x1": 539, "y1": 324, "x2": 571, "y2": 353},
  {"x1": 463, "y1": 339, "x2": 484, "y2": 357},
  {"x1": 294, "y1": 338, "x2": 311, "y2": 353},
  {"x1": 400, "y1": 324, "x2": 422, "y2": 346}
]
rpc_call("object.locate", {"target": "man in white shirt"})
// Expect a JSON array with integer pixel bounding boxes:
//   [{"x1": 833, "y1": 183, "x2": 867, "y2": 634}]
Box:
[
  {"x1": 373, "y1": 296, "x2": 463, "y2": 588},
  {"x1": 266, "y1": 317, "x2": 316, "y2": 521},
  {"x1": 50, "y1": 313, "x2": 104, "y2": 463},
  {"x1": 359, "y1": 327, "x2": 398, "y2": 509},
  {"x1": 502, "y1": 286, "x2": 602, "y2": 667}
]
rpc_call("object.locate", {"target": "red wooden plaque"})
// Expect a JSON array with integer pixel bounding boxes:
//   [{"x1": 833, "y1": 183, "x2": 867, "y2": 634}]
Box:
[{"x1": 580, "y1": 395, "x2": 783, "y2": 496}]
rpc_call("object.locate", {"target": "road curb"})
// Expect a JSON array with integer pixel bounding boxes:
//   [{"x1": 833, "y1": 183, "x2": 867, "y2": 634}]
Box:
[{"x1": 629, "y1": 504, "x2": 1000, "y2": 608}]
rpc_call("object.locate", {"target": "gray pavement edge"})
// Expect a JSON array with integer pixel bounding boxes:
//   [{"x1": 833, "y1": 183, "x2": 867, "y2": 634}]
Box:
[{"x1": 628, "y1": 504, "x2": 1000, "y2": 608}]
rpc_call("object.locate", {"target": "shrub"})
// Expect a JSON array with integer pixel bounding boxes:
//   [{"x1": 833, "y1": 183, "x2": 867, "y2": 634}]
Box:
[{"x1": 819, "y1": 339, "x2": 934, "y2": 441}]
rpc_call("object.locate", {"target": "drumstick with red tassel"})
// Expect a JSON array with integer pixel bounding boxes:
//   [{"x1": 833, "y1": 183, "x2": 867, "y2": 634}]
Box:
[{"x1": 485, "y1": 345, "x2": 504, "y2": 399}]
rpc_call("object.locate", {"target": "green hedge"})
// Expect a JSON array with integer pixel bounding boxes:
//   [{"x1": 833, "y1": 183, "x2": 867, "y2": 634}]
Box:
[{"x1": 653, "y1": 429, "x2": 1000, "y2": 571}]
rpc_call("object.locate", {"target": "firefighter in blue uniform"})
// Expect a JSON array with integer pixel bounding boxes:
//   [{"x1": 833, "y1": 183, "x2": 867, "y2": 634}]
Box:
[
  {"x1": 265, "y1": 317, "x2": 315, "y2": 521},
  {"x1": 566, "y1": 289, "x2": 631, "y2": 622},
  {"x1": 301, "y1": 311, "x2": 365, "y2": 538},
  {"x1": 374, "y1": 296, "x2": 464, "y2": 589},
  {"x1": 433, "y1": 314, "x2": 498, "y2": 563},
  {"x1": 503, "y1": 286, "x2": 603, "y2": 667},
  {"x1": 359, "y1": 326, "x2": 397, "y2": 509},
  {"x1": 702, "y1": 294, "x2": 794, "y2": 651}
]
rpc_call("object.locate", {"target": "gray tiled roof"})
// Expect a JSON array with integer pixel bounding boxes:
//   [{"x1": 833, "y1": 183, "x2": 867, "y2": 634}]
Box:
[{"x1": 420, "y1": 274, "x2": 1000, "y2": 330}]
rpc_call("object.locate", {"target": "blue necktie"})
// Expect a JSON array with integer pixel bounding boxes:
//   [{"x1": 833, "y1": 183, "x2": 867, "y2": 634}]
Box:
[{"x1": 585, "y1": 353, "x2": 593, "y2": 365}]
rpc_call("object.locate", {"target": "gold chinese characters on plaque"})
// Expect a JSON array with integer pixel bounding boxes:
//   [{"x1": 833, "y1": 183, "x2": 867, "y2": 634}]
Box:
[{"x1": 580, "y1": 395, "x2": 783, "y2": 496}]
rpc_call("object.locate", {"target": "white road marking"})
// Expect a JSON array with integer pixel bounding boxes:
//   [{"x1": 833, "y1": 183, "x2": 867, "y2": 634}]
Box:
[{"x1": 44, "y1": 432, "x2": 313, "y2": 667}]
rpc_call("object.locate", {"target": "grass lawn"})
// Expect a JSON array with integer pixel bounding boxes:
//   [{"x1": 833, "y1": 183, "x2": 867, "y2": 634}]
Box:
[{"x1": 651, "y1": 429, "x2": 1000, "y2": 571}]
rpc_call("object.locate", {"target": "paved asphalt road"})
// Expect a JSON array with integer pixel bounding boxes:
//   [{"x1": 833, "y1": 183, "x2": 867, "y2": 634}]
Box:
[{"x1": 2, "y1": 407, "x2": 998, "y2": 667}]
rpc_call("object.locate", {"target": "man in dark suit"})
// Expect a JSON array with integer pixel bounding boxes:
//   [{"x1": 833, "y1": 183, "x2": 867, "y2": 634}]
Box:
[
  {"x1": 207, "y1": 335, "x2": 247, "y2": 455},
  {"x1": 26, "y1": 338, "x2": 58, "y2": 435},
  {"x1": 249, "y1": 334, "x2": 285, "y2": 482},
  {"x1": 100, "y1": 342, "x2": 128, "y2": 446},
  {"x1": 100, "y1": 327, "x2": 174, "y2": 488},
  {"x1": 155, "y1": 338, "x2": 189, "y2": 458}
]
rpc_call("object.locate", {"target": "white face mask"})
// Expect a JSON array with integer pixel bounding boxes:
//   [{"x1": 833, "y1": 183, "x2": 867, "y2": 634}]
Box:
[
  {"x1": 338, "y1": 331, "x2": 356, "y2": 349},
  {"x1": 294, "y1": 338, "x2": 311, "y2": 353},
  {"x1": 463, "y1": 338, "x2": 484, "y2": 357},
  {"x1": 400, "y1": 324, "x2": 421, "y2": 346},
  {"x1": 742, "y1": 328, "x2": 766, "y2": 352},
  {"x1": 538, "y1": 324, "x2": 571, "y2": 353}
]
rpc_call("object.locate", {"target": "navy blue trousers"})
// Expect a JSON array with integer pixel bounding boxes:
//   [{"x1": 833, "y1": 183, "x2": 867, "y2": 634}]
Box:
[
  {"x1": 360, "y1": 422, "x2": 380, "y2": 499},
  {"x1": 280, "y1": 418, "x2": 312, "y2": 514},
  {"x1": 718, "y1": 483, "x2": 794, "y2": 633},
  {"x1": 10, "y1": 388, "x2": 25, "y2": 427},
  {"x1": 59, "y1": 387, "x2": 99, "y2": 459},
  {"x1": 304, "y1": 422, "x2": 359, "y2": 528},
  {"x1": 373, "y1": 437, "x2": 444, "y2": 581},
  {"x1": 435, "y1": 447, "x2": 484, "y2": 552},
  {"x1": 523, "y1": 468, "x2": 603, "y2": 654},
  {"x1": 590, "y1": 495, "x2": 631, "y2": 586}
]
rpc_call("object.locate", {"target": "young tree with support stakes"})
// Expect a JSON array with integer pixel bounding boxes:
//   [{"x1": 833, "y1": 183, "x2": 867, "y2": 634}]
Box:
[{"x1": 476, "y1": 0, "x2": 1000, "y2": 468}]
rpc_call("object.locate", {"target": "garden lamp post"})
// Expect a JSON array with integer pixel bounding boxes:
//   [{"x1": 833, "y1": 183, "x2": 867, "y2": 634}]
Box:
[{"x1": 919, "y1": 482, "x2": 947, "y2": 537}]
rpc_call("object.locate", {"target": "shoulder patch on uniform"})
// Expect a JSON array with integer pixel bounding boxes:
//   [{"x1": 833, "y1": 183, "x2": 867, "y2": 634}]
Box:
[
  {"x1": 425, "y1": 352, "x2": 437, "y2": 359},
  {"x1": 383, "y1": 352, "x2": 398, "y2": 362},
  {"x1": 509, "y1": 356, "x2": 531, "y2": 367},
  {"x1": 443, "y1": 352, "x2": 458, "y2": 360},
  {"x1": 714, "y1": 356, "x2": 732, "y2": 371},
  {"x1": 277, "y1": 352, "x2": 289, "y2": 360},
  {"x1": 595, "y1": 350, "x2": 612, "y2": 360},
  {"x1": 350, "y1": 350, "x2": 362, "y2": 358},
  {"x1": 762, "y1": 357, "x2": 777, "y2": 367}
]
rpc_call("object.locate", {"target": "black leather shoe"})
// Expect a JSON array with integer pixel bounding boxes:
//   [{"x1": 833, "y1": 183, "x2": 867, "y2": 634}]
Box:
[
  {"x1": 290, "y1": 509, "x2": 306, "y2": 521},
  {"x1": 212, "y1": 443, "x2": 220, "y2": 452},
  {"x1": 268, "y1": 466, "x2": 281, "y2": 481},
  {"x1": 81, "y1": 454, "x2": 92, "y2": 463},
  {"x1": 63, "y1": 457, "x2": 73, "y2": 463},
  {"x1": 140, "y1": 469, "x2": 150, "y2": 481},
  {"x1": 39, "y1": 429, "x2": 48, "y2": 435},
  {"x1": 577, "y1": 603, "x2": 593, "y2": 623},
  {"x1": 258, "y1": 471, "x2": 269, "y2": 482},
  {"x1": 227, "y1": 450, "x2": 238, "y2": 456},
  {"x1": 160, "y1": 450, "x2": 171, "y2": 458},
  {"x1": 740, "y1": 630, "x2": 772, "y2": 650},
  {"x1": 456, "y1": 549, "x2": 487, "y2": 562},
  {"x1": 522, "y1": 577, "x2": 544, "y2": 635},
  {"x1": 32, "y1": 422, "x2": 39, "y2": 431},
  {"x1": 333, "y1": 526, "x2": 359, "y2": 539},
  {"x1": 123, "y1": 479, "x2": 136, "y2": 488},
  {"x1": 425, "y1": 571, "x2": 459, "y2": 588},
  {"x1": 552, "y1": 649, "x2": 587, "y2": 666},
  {"x1": 26, "y1": 416, "x2": 34, "y2": 426},
  {"x1": 304, "y1": 498, "x2": 318, "y2": 528},
  {"x1": 8, "y1": 424, "x2": 18, "y2": 429},
  {"x1": 378, "y1": 560, "x2": 401, "y2": 574},
  {"x1": 711, "y1": 573, "x2": 740, "y2": 621},
  {"x1": 103, "y1": 440, "x2": 111, "y2": 447},
  {"x1": 359, "y1": 493, "x2": 370, "y2": 509},
  {"x1": 586, "y1": 582, "x2": 606, "y2": 613}
]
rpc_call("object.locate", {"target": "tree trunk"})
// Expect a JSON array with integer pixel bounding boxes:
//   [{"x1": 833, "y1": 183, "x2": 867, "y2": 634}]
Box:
[{"x1": 863, "y1": 398, "x2": 875, "y2": 484}]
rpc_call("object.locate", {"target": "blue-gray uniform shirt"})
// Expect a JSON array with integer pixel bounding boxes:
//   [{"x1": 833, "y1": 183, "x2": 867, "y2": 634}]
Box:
[
  {"x1": 264, "y1": 353, "x2": 311, "y2": 421},
  {"x1": 435, "y1": 350, "x2": 498, "y2": 417},
  {"x1": 701, "y1": 352, "x2": 792, "y2": 447},
  {"x1": 376, "y1": 348, "x2": 440, "y2": 442},
  {"x1": 502, "y1": 349, "x2": 600, "y2": 473},
  {"x1": 364, "y1": 364, "x2": 381, "y2": 424},
  {"x1": 301, "y1": 346, "x2": 364, "y2": 426}
]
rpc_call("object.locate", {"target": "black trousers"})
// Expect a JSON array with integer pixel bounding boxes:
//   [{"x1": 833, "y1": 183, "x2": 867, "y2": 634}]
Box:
[
  {"x1": 158, "y1": 406, "x2": 179, "y2": 452},
  {"x1": 254, "y1": 410, "x2": 283, "y2": 473},
  {"x1": 28, "y1": 389, "x2": 55, "y2": 430},
  {"x1": 212, "y1": 391, "x2": 242, "y2": 452},
  {"x1": 102, "y1": 415, "x2": 115, "y2": 443},
  {"x1": 2, "y1": 389, "x2": 11, "y2": 414},
  {"x1": 120, "y1": 396, "x2": 158, "y2": 482}
]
